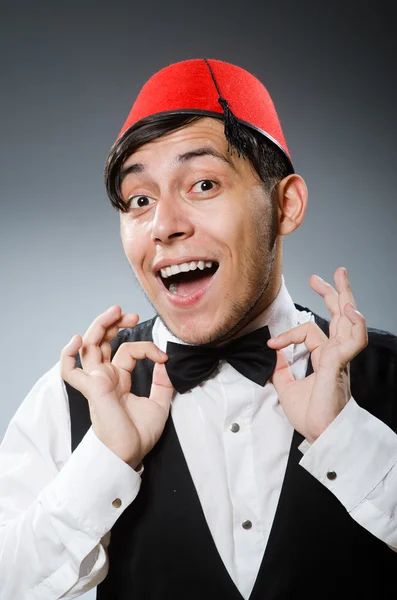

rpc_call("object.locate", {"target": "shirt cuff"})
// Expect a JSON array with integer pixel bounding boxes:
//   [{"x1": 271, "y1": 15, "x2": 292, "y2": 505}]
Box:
[
  {"x1": 298, "y1": 398, "x2": 397, "y2": 512},
  {"x1": 39, "y1": 426, "x2": 142, "y2": 538}
]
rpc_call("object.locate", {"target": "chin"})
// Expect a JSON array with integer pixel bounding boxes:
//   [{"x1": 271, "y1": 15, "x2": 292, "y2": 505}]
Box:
[
  {"x1": 170, "y1": 309, "x2": 246, "y2": 347},
  {"x1": 169, "y1": 315, "x2": 220, "y2": 345},
  {"x1": 149, "y1": 275, "x2": 250, "y2": 344}
]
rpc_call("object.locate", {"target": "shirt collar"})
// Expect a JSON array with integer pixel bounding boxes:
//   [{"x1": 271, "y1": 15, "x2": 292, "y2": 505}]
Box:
[{"x1": 152, "y1": 275, "x2": 298, "y2": 365}]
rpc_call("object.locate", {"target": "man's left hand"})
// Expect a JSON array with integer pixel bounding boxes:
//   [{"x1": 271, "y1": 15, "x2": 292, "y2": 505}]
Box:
[{"x1": 267, "y1": 267, "x2": 368, "y2": 443}]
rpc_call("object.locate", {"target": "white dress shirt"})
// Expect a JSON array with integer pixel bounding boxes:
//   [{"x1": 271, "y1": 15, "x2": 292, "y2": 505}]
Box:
[{"x1": 1, "y1": 276, "x2": 397, "y2": 600}]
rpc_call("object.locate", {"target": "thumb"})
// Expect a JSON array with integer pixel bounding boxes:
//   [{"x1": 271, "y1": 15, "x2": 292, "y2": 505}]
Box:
[
  {"x1": 271, "y1": 349, "x2": 295, "y2": 395},
  {"x1": 149, "y1": 362, "x2": 175, "y2": 411}
]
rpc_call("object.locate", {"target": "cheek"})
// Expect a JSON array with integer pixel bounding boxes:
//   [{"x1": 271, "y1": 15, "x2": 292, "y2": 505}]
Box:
[
  {"x1": 214, "y1": 193, "x2": 247, "y2": 233},
  {"x1": 120, "y1": 220, "x2": 146, "y2": 266},
  {"x1": 218, "y1": 199, "x2": 255, "y2": 247}
]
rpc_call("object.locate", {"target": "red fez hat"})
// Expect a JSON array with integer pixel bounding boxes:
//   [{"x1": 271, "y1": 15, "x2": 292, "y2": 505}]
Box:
[{"x1": 117, "y1": 58, "x2": 293, "y2": 170}]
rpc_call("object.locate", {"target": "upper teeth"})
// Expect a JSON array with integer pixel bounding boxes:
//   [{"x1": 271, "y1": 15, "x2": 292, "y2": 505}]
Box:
[{"x1": 160, "y1": 260, "x2": 214, "y2": 279}]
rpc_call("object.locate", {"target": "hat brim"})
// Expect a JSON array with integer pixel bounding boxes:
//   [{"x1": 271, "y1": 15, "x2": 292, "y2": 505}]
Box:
[{"x1": 118, "y1": 108, "x2": 294, "y2": 174}]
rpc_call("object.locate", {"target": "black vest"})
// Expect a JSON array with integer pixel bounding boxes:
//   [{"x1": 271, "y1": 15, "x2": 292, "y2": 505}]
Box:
[{"x1": 65, "y1": 305, "x2": 397, "y2": 599}]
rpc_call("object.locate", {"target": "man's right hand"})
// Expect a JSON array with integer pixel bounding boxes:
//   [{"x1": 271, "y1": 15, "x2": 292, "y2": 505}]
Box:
[{"x1": 60, "y1": 305, "x2": 174, "y2": 469}]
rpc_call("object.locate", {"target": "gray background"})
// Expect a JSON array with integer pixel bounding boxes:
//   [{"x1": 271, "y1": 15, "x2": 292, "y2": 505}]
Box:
[{"x1": 0, "y1": 1, "x2": 396, "y2": 597}]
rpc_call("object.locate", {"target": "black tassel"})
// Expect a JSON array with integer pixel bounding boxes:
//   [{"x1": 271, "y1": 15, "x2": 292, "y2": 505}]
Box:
[
  {"x1": 217, "y1": 96, "x2": 247, "y2": 157},
  {"x1": 204, "y1": 59, "x2": 248, "y2": 158}
]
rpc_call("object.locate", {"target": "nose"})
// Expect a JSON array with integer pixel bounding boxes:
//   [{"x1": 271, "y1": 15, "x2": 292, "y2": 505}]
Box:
[{"x1": 151, "y1": 193, "x2": 194, "y2": 244}]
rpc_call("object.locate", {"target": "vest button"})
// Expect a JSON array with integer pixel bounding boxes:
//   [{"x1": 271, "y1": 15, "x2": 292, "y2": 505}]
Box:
[
  {"x1": 230, "y1": 423, "x2": 240, "y2": 433},
  {"x1": 326, "y1": 471, "x2": 337, "y2": 481},
  {"x1": 242, "y1": 520, "x2": 252, "y2": 530},
  {"x1": 112, "y1": 498, "x2": 122, "y2": 508}
]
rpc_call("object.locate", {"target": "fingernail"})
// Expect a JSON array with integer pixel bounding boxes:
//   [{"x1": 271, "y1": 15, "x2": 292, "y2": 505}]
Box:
[{"x1": 316, "y1": 275, "x2": 324, "y2": 282}]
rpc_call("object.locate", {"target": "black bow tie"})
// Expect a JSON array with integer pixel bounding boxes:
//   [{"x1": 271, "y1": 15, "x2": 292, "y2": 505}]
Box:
[{"x1": 164, "y1": 325, "x2": 277, "y2": 394}]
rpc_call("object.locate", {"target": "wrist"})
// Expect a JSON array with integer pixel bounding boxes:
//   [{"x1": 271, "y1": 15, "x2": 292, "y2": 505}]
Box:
[
  {"x1": 125, "y1": 442, "x2": 144, "y2": 471},
  {"x1": 128, "y1": 456, "x2": 143, "y2": 470},
  {"x1": 133, "y1": 461, "x2": 144, "y2": 475}
]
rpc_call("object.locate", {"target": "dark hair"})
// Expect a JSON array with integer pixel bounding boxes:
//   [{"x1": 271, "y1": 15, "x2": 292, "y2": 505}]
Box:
[{"x1": 104, "y1": 113, "x2": 293, "y2": 212}]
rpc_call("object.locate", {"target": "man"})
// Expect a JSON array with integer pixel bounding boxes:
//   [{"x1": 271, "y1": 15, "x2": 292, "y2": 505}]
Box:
[{"x1": 0, "y1": 58, "x2": 396, "y2": 599}]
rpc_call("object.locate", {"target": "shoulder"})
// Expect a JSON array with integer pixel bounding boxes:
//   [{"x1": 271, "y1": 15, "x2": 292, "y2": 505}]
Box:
[
  {"x1": 1, "y1": 361, "x2": 71, "y2": 465},
  {"x1": 352, "y1": 325, "x2": 397, "y2": 385},
  {"x1": 350, "y1": 326, "x2": 397, "y2": 426},
  {"x1": 16, "y1": 362, "x2": 68, "y2": 417}
]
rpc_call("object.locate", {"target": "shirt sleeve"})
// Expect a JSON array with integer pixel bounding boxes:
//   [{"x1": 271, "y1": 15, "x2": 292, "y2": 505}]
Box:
[
  {"x1": 0, "y1": 362, "x2": 142, "y2": 599},
  {"x1": 299, "y1": 397, "x2": 397, "y2": 550}
]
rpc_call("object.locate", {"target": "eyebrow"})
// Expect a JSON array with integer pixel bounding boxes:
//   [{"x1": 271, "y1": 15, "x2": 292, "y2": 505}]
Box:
[
  {"x1": 177, "y1": 147, "x2": 235, "y2": 169},
  {"x1": 120, "y1": 146, "x2": 236, "y2": 183}
]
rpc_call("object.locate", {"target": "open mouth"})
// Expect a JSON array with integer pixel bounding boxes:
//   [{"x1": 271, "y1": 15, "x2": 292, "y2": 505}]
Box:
[{"x1": 158, "y1": 262, "x2": 220, "y2": 297}]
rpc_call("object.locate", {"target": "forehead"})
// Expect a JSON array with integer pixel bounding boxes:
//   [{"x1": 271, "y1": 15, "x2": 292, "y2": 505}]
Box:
[{"x1": 123, "y1": 117, "x2": 230, "y2": 167}]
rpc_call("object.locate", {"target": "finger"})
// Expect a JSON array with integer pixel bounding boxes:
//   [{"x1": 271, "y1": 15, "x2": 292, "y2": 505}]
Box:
[
  {"x1": 310, "y1": 274, "x2": 341, "y2": 338},
  {"x1": 100, "y1": 341, "x2": 112, "y2": 362},
  {"x1": 271, "y1": 349, "x2": 295, "y2": 396},
  {"x1": 310, "y1": 275, "x2": 340, "y2": 321},
  {"x1": 267, "y1": 321, "x2": 328, "y2": 354},
  {"x1": 148, "y1": 361, "x2": 175, "y2": 412},
  {"x1": 60, "y1": 334, "x2": 89, "y2": 391},
  {"x1": 345, "y1": 304, "x2": 368, "y2": 345},
  {"x1": 334, "y1": 267, "x2": 357, "y2": 339},
  {"x1": 80, "y1": 306, "x2": 122, "y2": 371},
  {"x1": 334, "y1": 267, "x2": 356, "y2": 315},
  {"x1": 99, "y1": 314, "x2": 141, "y2": 344},
  {"x1": 60, "y1": 334, "x2": 83, "y2": 374},
  {"x1": 80, "y1": 307, "x2": 139, "y2": 372},
  {"x1": 99, "y1": 312, "x2": 143, "y2": 362},
  {"x1": 83, "y1": 307, "x2": 139, "y2": 346},
  {"x1": 338, "y1": 303, "x2": 368, "y2": 364},
  {"x1": 112, "y1": 341, "x2": 168, "y2": 373},
  {"x1": 96, "y1": 313, "x2": 140, "y2": 363}
]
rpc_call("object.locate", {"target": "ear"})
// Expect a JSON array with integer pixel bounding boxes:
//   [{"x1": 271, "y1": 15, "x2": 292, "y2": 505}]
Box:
[{"x1": 275, "y1": 174, "x2": 308, "y2": 236}]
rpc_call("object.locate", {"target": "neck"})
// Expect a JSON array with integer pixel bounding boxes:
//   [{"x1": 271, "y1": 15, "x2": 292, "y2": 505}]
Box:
[{"x1": 205, "y1": 242, "x2": 283, "y2": 348}]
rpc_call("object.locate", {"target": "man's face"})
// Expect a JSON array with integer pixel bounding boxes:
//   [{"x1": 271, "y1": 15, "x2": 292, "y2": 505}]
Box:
[{"x1": 119, "y1": 117, "x2": 280, "y2": 345}]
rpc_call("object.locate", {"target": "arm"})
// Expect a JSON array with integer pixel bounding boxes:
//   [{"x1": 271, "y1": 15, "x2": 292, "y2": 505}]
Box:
[
  {"x1": 1, "y1": 305, "x2": 174, "y2": 599},
  {"x1": 0, "y1": 363, "x2": 141, "y2": 599},
  {"x1": 268, "y1": 267, "x2": 397, "y2": 549},
  {"x1": 299, "y1": 397, "x2": 397, "y2": 550}
]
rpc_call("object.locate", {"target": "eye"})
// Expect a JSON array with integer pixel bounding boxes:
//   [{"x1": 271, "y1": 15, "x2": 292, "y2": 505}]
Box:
[
  {"x1": 190, "y1": 180, "x2": 217, "y2": 193},
  {"x1": 127, "y1": 195, "x2": 155, "y2": 210}
]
